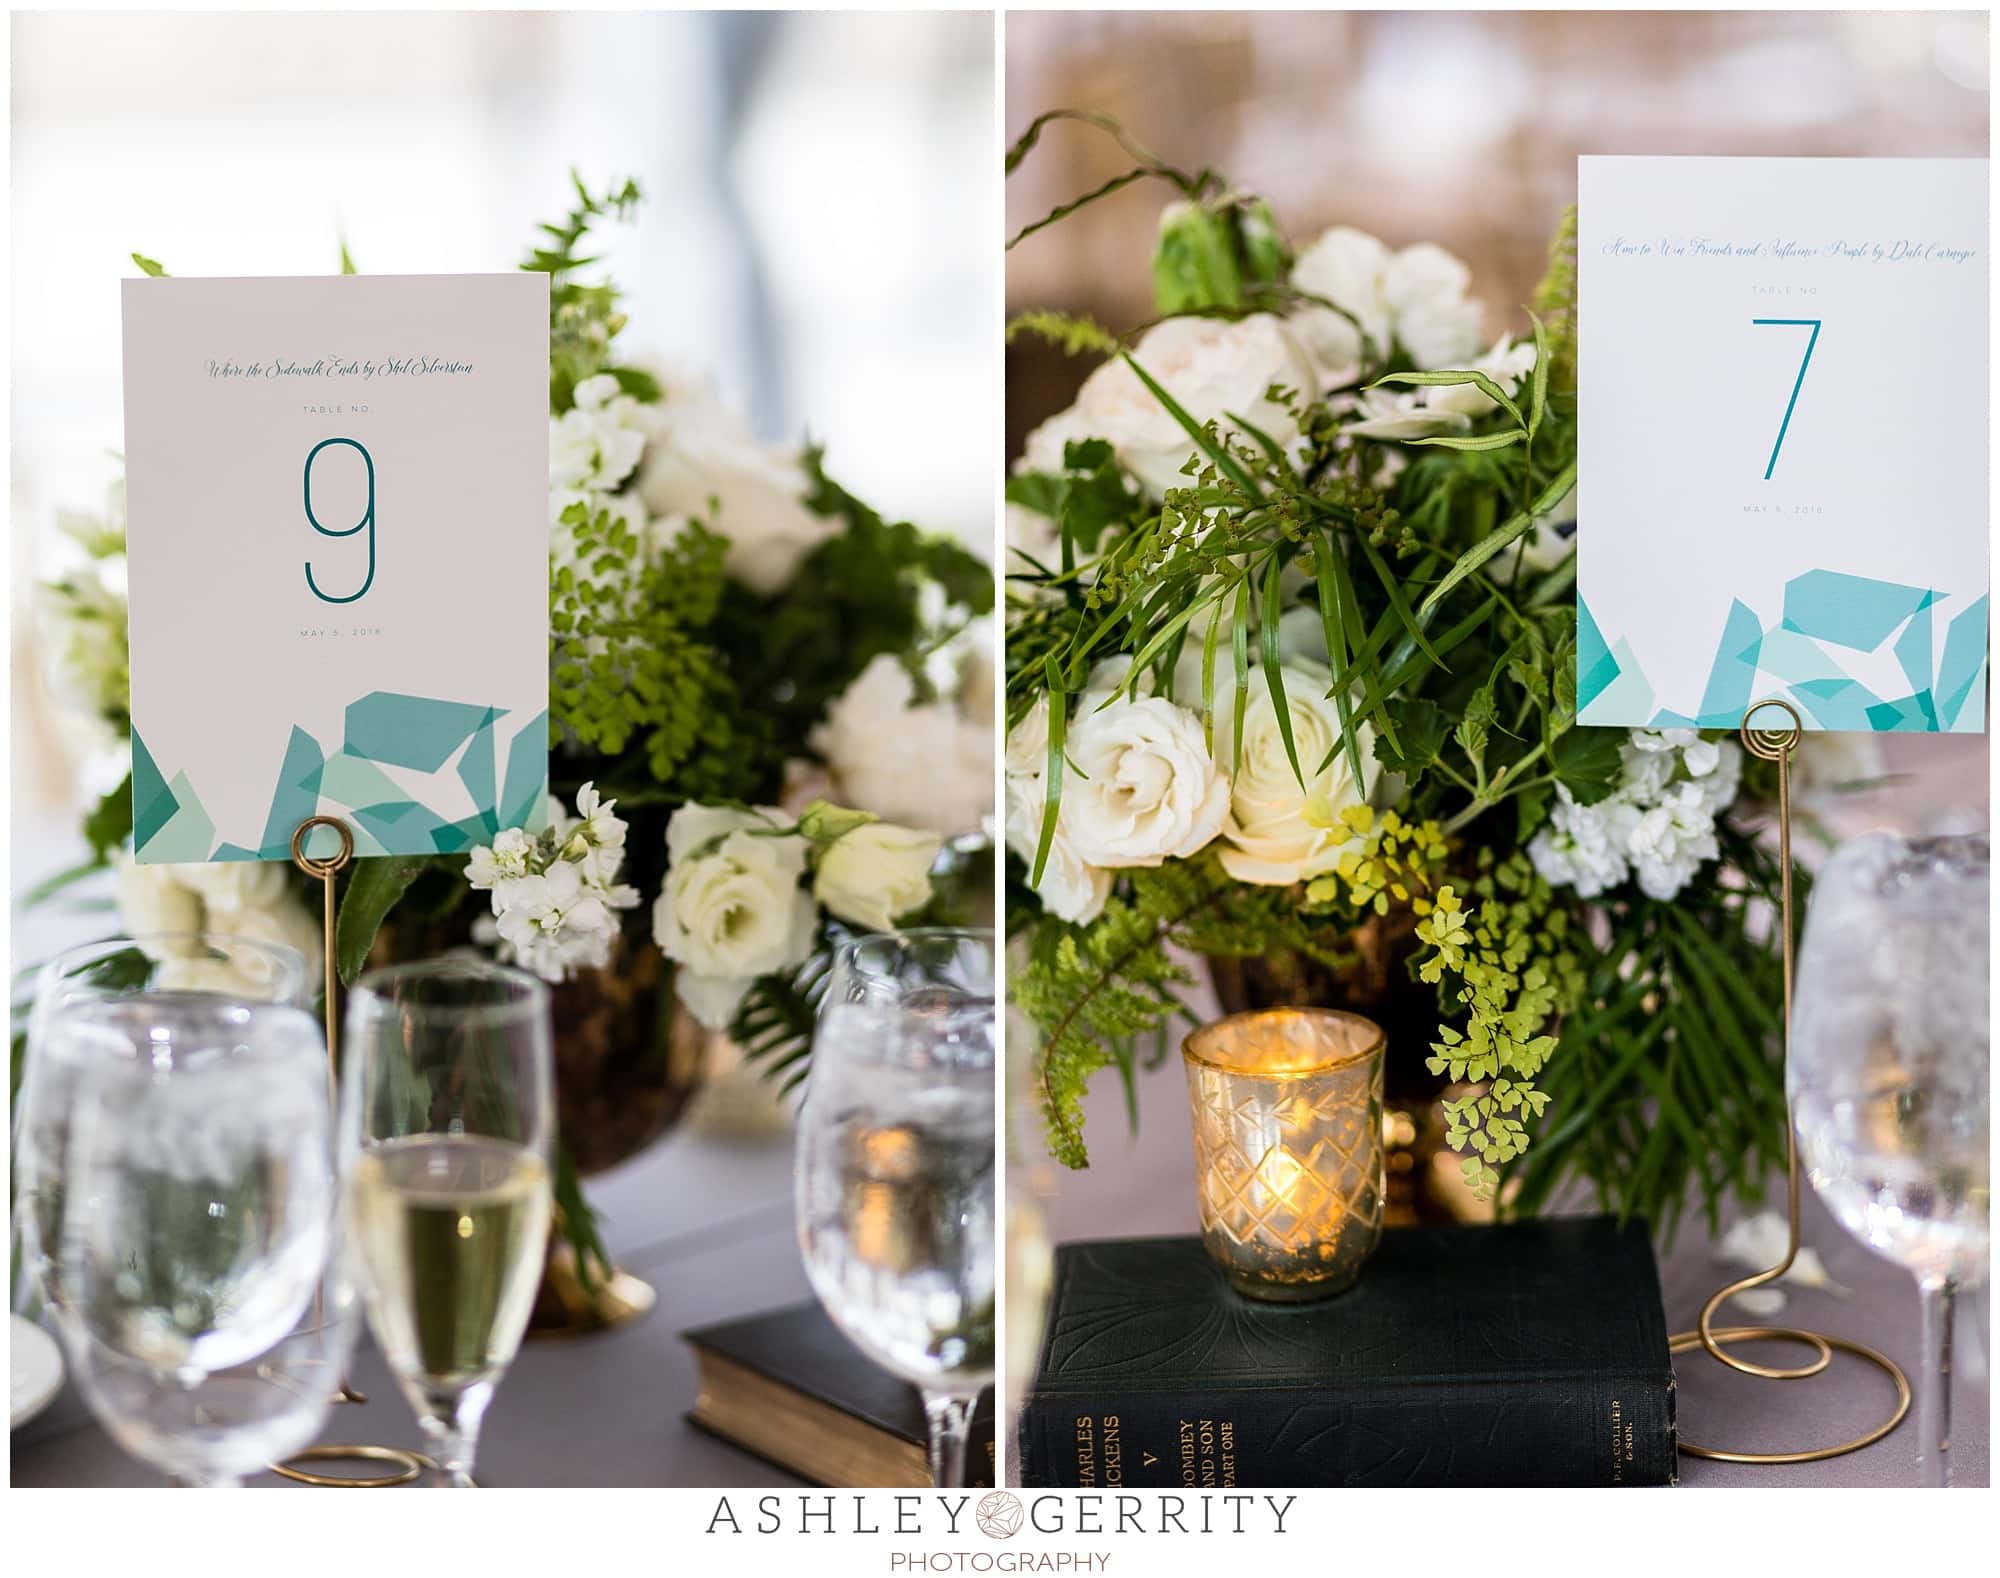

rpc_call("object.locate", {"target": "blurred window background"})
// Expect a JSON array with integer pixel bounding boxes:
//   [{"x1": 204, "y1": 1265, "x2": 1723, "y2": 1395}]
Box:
[
  {"x1": 11, "y1": 9, "x2": 994, "y2": 896},
  {"x1": 1008, "y1": 6, "x2": 1992, "y2": 832},
  {"x1": 1004, "y1": 7, "x2": 1987, "y2": 832},
  {"x1": 1006, "y1": 9, "x2": 1988, "y2": 450}
]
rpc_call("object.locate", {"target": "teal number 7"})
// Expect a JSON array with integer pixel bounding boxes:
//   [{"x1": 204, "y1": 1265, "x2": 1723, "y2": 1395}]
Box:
[{"x1": 1751, "y1": 318, "x2": 1821, "y2": 481}]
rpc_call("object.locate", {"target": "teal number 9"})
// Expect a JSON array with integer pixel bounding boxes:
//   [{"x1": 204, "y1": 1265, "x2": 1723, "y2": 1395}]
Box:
[{"x1": 303, "y1": 437, "x2": 375, "y2": 604}]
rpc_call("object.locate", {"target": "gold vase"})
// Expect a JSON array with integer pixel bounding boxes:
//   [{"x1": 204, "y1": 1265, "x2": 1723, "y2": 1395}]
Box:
[
  {"x1": 1183, "y1": 1008, "x2": 1387, "y2": 1301},
  {"x1": 527, "y1": 937, "x2": 712, "y2": 1336}
]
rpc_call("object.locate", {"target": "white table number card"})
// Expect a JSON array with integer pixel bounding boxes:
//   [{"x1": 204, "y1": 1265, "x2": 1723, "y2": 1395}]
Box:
[
  {"x1": 122, "y1": 274, "x2": 551, "y2": 862},
  {"x1": 1578, "y1": 157, "x2": 1988, "y2": 733}
]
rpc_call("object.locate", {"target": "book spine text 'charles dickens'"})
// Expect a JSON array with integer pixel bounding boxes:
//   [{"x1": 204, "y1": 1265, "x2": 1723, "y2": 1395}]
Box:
[{"x1": 1019, "y1": 1374, "x2": 1676, "y2": 1488}]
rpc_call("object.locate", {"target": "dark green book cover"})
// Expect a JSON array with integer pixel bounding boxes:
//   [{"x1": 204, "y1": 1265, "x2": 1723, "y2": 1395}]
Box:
[{"x1": 1020, "y1": 1216, "x2": 1676, "y2": 1487}]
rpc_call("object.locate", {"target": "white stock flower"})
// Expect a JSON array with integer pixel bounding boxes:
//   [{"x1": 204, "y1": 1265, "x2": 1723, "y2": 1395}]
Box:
[
  {"x1": 814, "y1": 821, "x2": 942, "y2": 933},
  {"x1": 653, "y1": 804, "x2": 817, "y2": 1029},
  {"x1": 549, "y1": 373, "x2": 647, "y2": 495},
  {"x1": 468, "y1": 783, "x2": 640, "y2": 983},
  {"x1": 1212, "y1": 662, "x2": 1374, "y2": 885},
  {"x1": 1072, "y1": 314, "x2": 1317, "y2": 497},
  {"x1": 635, "y1": 399, "x2": 837, "y2": 595},
  {"x1": 809, "y1": 654, "x2": 993, "y2": 839},
  {"x1": 1061, "y1": 688, "x2": 1231, "y2": 867}
]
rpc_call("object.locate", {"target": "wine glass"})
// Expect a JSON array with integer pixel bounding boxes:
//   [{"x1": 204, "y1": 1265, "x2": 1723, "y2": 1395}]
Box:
[
  {"x1": 824, "y1": 927, "x2": 996, "y2": 1012},
  {"x1": 340, "y1": 959, "x2": 554, "y2": 1488},
  {"x1": 49, "y1": 995, "x2": 353, "y2": 1486},
  {"x1": 14, "y1": 932, "x2": 310, "y2": 1312},
  {"x1": 1792, "y1": 831, "x2": 1989, "y2": 1487},
  {"x1": 795, "y1": 998, "x2": 995, "y2": 1487}
]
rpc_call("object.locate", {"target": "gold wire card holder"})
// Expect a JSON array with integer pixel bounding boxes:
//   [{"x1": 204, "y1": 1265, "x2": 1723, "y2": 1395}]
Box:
[
  {"x1": 1667, "y1": 699, "x2": 1911, "y2": 1465},
  {"x1": 267, "y1": 814, "x2": 434, "y2": 1489}
]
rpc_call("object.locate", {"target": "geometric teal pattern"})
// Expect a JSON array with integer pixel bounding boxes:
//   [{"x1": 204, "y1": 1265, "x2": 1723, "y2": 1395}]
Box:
[
  {"x1": 133, "y1": 691, "x2": 550, "y2": 864},
  {"x1": 1579, "y1": 569, "x2": 1988, "y2": 734}
]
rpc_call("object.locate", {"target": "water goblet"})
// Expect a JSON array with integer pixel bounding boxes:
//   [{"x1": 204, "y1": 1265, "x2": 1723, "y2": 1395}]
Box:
[
  {"x1": 1792, "y1": 831, "x2": 1989, "y2": 1487},
  {"x1": 823, "y1": 927, "x2": 996, "y2": 1014},
  {"x1": 50, "y1": 995, "x2": 352, "y2": 1486},
  {"x1": 795, "y1": 998, "x2": 995, "y2": 1486},
  {"x1": 14, "y1": 932, "x2": 310, "y2": 1313}
]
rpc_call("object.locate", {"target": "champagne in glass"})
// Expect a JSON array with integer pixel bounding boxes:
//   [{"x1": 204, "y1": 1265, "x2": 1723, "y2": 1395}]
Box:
[
  {"x1": 1792, "y1": 832, "x2": 1989, "y2": 1487},
  {"x1": 797, "y1": 997, "x2": 995, "y2": 1486},
  {"x1": 341, "y1": 960, "x2": 554, "y2": 1487}
]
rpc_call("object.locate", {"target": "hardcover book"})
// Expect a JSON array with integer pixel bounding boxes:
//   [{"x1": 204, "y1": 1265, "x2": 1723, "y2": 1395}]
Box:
[
  {"x1": 1019, "y1": 1216, "x2": 1676, "y2": 1488},
  {"x1": 684, "y1": 1302, "x2": 995, "y2": 1488}
]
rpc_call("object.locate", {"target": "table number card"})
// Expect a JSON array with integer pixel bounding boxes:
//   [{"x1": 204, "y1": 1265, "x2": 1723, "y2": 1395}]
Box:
[
  {"x1": 1578, "y1": 156, "x2": 1988, "y2": 732},
  {"x1": 122, "y1": 274, "x2": 551, "y2": 862}
]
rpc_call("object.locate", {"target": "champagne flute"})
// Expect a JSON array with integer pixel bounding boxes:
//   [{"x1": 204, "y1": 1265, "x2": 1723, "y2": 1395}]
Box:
[
  {"x1": 824, "y1": 927, "x2": 996, "y2": 1013},
  {"x1": 340, "y1": 959, "x2": 554, "y2": 1488},
  {"x1": 15, "y1": 932, "x2": 310, "y2": 1312},
  {"x1": 1792, "y1": 832, "x2": 1989, "y2": 1487},
  {"x1": 49, "y1": 995, "x2": 352, "y2": 1485},
  {"x1": 796, "y1": 998, "x2": 995, "y2": 1486}
]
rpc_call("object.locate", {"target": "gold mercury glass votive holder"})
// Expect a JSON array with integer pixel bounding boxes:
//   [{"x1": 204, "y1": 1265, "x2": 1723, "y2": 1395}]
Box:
[{"x1": 1183, "y1": 1008, "x2": 1387, "y2": 1302}]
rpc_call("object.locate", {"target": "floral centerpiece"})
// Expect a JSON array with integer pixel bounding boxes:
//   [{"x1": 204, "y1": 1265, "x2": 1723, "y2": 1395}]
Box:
[
  {"x1": 1004, "y1": 115, "x2": 1793, "y2": 1235},
  {"x1": 28, "y1": 176, "x2": 995, "y2": 1283}
]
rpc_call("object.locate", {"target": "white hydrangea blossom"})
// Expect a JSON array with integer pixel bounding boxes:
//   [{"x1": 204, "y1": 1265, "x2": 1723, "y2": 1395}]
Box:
[
  {"x1": 1528, "y1": 728, "x2": 1743, "y2": 902},
  {"x1": 466, "y1": 782, "x2": 641, "y2": 983}
]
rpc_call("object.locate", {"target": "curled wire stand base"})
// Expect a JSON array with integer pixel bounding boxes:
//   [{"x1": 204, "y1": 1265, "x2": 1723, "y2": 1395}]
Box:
[
  {"x1": 271, "y1": 1445, "x2": 437, "y2": 1487},
  {"x1": 1670, "y1": 1325, "x2": 1911, "y2": 1464},
  {"x1": 1672, "y1": 702, "x2": 1911, "y2": 1468}
]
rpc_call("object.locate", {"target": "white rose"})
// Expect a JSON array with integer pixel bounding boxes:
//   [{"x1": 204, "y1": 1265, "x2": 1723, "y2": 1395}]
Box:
[
  {"x1": 1289, "y1": 226, "x2": 1394, "y2": 382},
  {"x1": 208, "y1": 894, "x2": 325, "y2": 998},
  {"x1": 177, "y1": 860, "x2": 291, "y2": 918},
  {"x1": 1062, "y1": 691, "x2": 1231, "y2": 866},
  {"x1": 114, "y1": 855, "x2": 202, "y2": 938},
  {"x1": 636, "y1": 401, "x2": 838, "y2": 596},
  {"x1": 1019, "y1": 403, "x2": 1096, "y2": 475},
  {"x1": 1384, "y1": 242, "x2": 1484, "y2": 370},
  {"x1": 814, "y1": 821, "x2": 942, "y2": 933},
  {"x1": 809, "y1": 654, "x2": 993, "y2": 839},
  {"x1": 653, "y1": 804, "x2": 817, "y2": 1028},
  {"x1": 1003, "y1": 762, "x2": 1110, "y2": 926},
  {"x1": 1213, "y1": 662, "x2": 1374, "y2": 885},
  {"x1": 1073, "y1": 315, "x2": 1317, "y2": 497}
]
